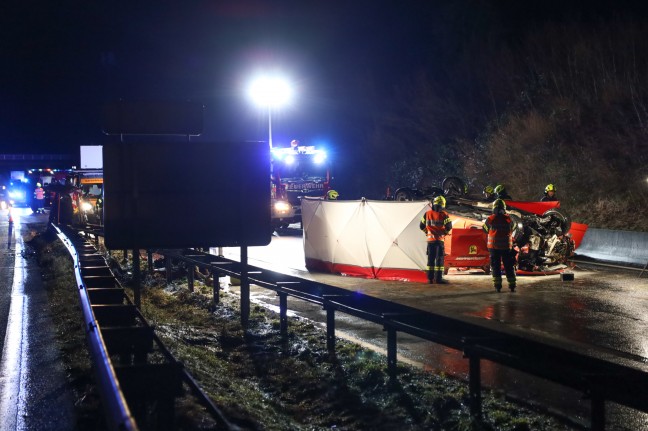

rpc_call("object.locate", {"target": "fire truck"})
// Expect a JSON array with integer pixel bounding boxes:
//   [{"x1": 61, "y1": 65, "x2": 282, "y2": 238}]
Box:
[
  {"x1": 271, "y1": 145, "x2": 331, "y2": 229},
  {"x1": 74, "y1": 169, "x2": 104, "y2": 225}
]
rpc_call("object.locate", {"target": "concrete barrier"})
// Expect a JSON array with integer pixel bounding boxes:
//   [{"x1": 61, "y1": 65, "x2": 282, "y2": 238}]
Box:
[{"x1": 575, "y1": 228, "x2": 648, "y2": 266}]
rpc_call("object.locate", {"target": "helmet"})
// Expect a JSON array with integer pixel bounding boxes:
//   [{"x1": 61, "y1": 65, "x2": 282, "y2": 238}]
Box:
[
  {"x1": 432, "y1": 195, "x2": 446, "y2": 208},
  {"x1": 545, "y1": 184, "x2": 555, "y2": 193},
  {"x1": 493, "y1": 198, "x2": 506, "y2": 212},
  {"x1": 290, "y1": 139, "x2": 299, "y2": 147},
  {"x1": 483, "y1": 185, "x2": 494, "y2": 195},
  {"x1": 36, "y1": 182, "x2": 41, "y2": 188},
  {"x1": 327, "y1": 190, "x2": 339, "y2": 200},
  {"x1": 494, "y1": 184, "x2": 505, "y2": 195}
]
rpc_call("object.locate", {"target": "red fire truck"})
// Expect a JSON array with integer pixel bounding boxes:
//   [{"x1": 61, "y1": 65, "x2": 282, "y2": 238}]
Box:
[{"x1": 271, "y1": 145, "x2": 331, "y2": 229}]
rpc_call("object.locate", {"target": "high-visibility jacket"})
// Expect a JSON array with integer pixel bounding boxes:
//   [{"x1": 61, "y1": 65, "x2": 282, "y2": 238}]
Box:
[
  {"x1": 483, "y1": 213, "x2": 515, "y2": 250},
  {"x1": 35, "y1": 187, "x2": 44, "y2": 199},
  {"x1": 420, "y1": 208, "x2": 452, "y2": 242}
]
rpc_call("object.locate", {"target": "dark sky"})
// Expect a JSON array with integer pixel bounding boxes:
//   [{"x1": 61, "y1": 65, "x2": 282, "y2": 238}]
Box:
[{"x1": 0, "y1": 0, "x2": 643, "y2": 156}]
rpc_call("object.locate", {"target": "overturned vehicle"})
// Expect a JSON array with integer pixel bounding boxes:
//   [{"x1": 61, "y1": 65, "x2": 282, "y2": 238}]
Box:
[{"x1": 392, "y1": 177, "x2": 582, "y2": 273}]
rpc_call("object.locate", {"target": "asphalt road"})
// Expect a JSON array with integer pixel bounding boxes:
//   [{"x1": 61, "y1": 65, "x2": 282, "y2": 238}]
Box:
[
  {"x1": 0, "y1": 208, "x2": 75, "y2": 431},
  {"x1": 221, "y1": 227, "x2": 648, "y2": 431}
]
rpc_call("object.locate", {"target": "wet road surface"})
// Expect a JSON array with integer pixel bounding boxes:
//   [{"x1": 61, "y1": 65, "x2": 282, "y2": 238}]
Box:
[
  {"x1": 221, "y1": 228, "x2": 648, "y2": 430},
  {"x1": 0, "y1": 208, "x2": 75, "y2": 431}
]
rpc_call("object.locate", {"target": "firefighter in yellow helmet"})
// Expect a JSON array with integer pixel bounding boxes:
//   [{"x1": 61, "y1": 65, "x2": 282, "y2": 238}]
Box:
[
  {"x1": 494, "y1": 184, "x2": 512, "y2": 200},
  {"x1": 541, "y1": 184, "x2": 557, "y2": 201},
  {"x1": 483, "y1": 199, "x2": 517, "y2": 292},
  {"x1": 483, "y1": 185, "x2": 495, "y2": 202},
  {"x1": 419, "y1": 195, "x2": 452, "y2": 284},
  {"x1": 326, "y1": 189, "x2": 339, "y2": 200}
]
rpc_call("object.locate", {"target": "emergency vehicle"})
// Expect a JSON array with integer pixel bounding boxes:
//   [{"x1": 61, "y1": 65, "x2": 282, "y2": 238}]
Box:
[
  {"x1": 271, "y1": 145, "x2": 331, "y2": 229},
  {"x1": 74, "y1": 169, "x2": 104, "y2": 225}
]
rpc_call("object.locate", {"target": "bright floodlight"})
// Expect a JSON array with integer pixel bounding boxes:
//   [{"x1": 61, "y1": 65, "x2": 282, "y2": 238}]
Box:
[{"x1": 248, "y1": 75, "x2": 293, "y2": 108}]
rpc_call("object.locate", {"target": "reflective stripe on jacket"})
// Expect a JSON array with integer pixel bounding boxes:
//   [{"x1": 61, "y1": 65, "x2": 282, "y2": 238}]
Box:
[
  {"x1": 420, "y1": 209, "x2": 452, "y2": 242},
  {"x1": 483, "y1": 213, "x2": 514, "y2": 250}
]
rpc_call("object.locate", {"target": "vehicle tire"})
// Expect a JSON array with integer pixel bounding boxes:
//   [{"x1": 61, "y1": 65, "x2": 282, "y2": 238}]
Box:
[
  {"x1": 442, "y1": 177, "x2": 466, "y2": 197},
  {"x1": 541, "y1": 209, "x2": 571, "y2": 235},
  {"x1": 509, "y1": 213, "x2": 525, "y2": 245},
  {"x1": 394, "y1": 188, "x2": 414, "y2": 201}
]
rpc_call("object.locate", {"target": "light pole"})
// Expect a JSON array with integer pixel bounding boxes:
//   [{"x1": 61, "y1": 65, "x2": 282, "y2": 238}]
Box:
[{"x1": 247, "y1": 74, "x2": 293, "y2": 149}]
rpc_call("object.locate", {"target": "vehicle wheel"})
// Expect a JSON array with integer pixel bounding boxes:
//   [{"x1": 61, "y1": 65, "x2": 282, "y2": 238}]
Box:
[
  {"x1": 541, "y1": 209, "x2": 571, "y2": 235},
  {"x1": 509, "y1": 213, "x2": 525, "y2": 246},
  {"x1": 394, "y1": 188, "x2": 414, "y2": 201},
  {"x1": 442, "y1": 177, "x2": 466, "y2": 197}
]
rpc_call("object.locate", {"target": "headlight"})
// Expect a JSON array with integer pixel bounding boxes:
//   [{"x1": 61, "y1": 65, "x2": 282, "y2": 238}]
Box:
[
  {"x1": 314, "y1": 152, "x2": 327, "y2": 164},
  {"x1": 81, "y1": 202, "x2": 93, "y2": 212},
  {"x1": 273, "y1": 201, "x2": 291, "y2": 213}
]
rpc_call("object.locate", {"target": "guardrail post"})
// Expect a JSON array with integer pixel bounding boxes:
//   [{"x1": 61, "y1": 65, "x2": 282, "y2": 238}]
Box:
[
  {"x1": 240, "y1": 246, "x2": 250, "y2": 329},
  {"x1": 591, "y1": 391, "x2": 605, "y2": 431},
  {"x1": 147, "y1": 250, "x2": 153, "y2": 274},
  {"x1": 133, "y1": 249, "x2": 141, "y2": 308},
  {"x1": 326, "y1": 306, "x2": 336, "y2": 356},
  {"x1": 468, "y1": 355, "x2": 482, "y2": 418},
  {"x1": 165, "y1": 252, "x2": 172, "y2": 284},
  {"x1": 386, "y1": 326, "x2": 397, "y2": 378},
  {"x1": 211, "y1": 265, "x2": 220, "y2": 306},
  {"x1": 187, "y1": 263, "x2": 194, "y2": 293},
  {"x1": 279, "y1": 292, "x2": 288, "y2": 336}
]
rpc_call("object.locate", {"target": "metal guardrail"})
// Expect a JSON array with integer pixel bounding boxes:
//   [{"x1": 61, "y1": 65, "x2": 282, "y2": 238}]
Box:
[
  {"x1": 163, "y1": 247, "x2": 648, "y2": 431},
  {"x1": 54, "y1": 226, "x2": 239, "y2": 431},
  {"x1": 54, "y1": 225, "x2": 138, "y2": 431}
]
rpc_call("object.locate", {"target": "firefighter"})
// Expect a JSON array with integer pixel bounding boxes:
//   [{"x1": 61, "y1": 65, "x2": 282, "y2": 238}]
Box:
[
  {"x1": 541, "y1": 184, "x2": 557, "y2": 201},
  {"x1": 33, "y1": 182, "x2": 45, "y2": 213},
  {"x1": 483, "y1": 199, "x2": 517, "y2": 292},
  {"x1": 494, "y1": 184, "x2": 512, "y2": 200},
  {"x1": 483, "y1": 185, "x2": 495, "y2": 202},
  {"x1": 7, "y1": 203, "x2": 13, "y2": 249},
  {"x1": 326, "y1": 189, "x2": 339, "y2": 200},
  {"x1": 419, "y1": 195, "x2": 452, "y2": 284}
]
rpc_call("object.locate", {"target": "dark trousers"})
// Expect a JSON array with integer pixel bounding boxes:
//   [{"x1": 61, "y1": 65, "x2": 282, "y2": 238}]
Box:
[
  {"x1": 489, "y1": 248, "x2": 516, "y2": 288},
  {"x1": 426, "y1": 241, "x2": 445, "y2": 282}
]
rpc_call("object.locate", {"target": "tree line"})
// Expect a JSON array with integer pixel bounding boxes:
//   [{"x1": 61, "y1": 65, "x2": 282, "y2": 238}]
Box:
[{"x1": 351, "y1": 12, "x2": 648, "y2": 231}]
